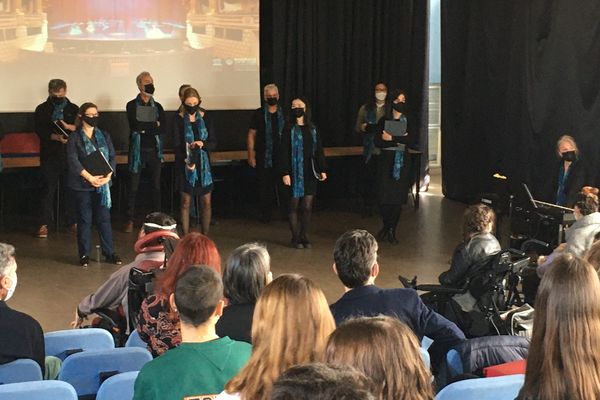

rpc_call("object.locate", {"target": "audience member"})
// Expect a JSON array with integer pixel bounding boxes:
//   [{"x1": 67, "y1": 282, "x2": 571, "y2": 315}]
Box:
[
  {"x1": 216, "y1": 243, "x2": 272, "y2": 343},
  {"x1": 517, "y1": 254, "x2": 600, "y2": 399},
  {"x1": 217, "y1": 274, "x2": 336, "y2": 400},
  {"x1": 329, "y1": 229, "x2": 465, "y2": 365},
  {"x1": 136, "y1": 232, "x2": 221, "y2": 357},
  {"x1": 270, "y1": 363, "x2": 375, "y2": 400},
  {"x1": 133, "y1": 266, "x2": 251, "y2": 400},
  {"x1": 585, "y1": 239, "x2": 600, "y2": 273},
  {"x1": 325, "y1": 316, "x2": 434, "y2": 400}
]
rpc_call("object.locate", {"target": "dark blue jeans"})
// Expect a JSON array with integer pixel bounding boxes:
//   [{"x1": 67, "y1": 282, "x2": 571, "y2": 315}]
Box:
[{"x1": 74, "y1": 190, "x2": 114, "y2": 258}]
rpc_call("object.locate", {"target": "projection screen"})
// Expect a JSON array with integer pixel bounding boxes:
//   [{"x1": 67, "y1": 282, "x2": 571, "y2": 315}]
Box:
[{"x1": 0, "y1": 0, "x2": 260, "y2": 111}]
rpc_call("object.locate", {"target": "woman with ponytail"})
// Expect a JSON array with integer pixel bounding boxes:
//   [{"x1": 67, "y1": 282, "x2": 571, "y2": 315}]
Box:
[{"x1": 67, "y1": 102, "x2": 120, "y2": 267}]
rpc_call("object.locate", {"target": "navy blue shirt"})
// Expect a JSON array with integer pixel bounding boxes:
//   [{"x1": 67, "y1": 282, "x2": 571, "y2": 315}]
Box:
[{"x1": 66, "y1": 129, "x2": 116, "y2": 191}]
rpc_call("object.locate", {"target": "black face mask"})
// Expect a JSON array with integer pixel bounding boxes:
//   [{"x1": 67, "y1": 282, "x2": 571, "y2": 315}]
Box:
[
  {"x1": 143, "y1": 83, "x2": 155, "y2": 95},
  {"x1": 184, "y1": 104, "x2": 199, "y2": 115},
  {"x1": 561, "y1": 151, "x2": 577, "y2": 162},
  {"x1": 51, "y1": 96, "x2": 66, "y2": 105},
  {"x1": 292, "y1": 108, "x2": 305, "y2": 118},
  {"x1": 82, "y1": 116, "x2": 98, "y2": 127},
  {"x1": 392, "y1": 102, "x2": 406, "y2": 113},
  {"x1": 266, "y1": 97, "x2": 278, "y2": 106}
]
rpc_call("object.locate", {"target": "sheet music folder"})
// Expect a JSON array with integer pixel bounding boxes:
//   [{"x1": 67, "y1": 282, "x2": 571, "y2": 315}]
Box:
[{"x1": 81, "y1": 150, "x2": 113, "y2": 176}]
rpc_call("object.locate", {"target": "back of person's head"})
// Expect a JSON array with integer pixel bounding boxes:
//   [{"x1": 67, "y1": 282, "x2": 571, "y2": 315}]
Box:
[
  {"x1": 223, "y1": 243, "x2": 271, "y2": 305},
  {"x1": 325, "y1": 316, "x2": 434, "y2": 400},
  {"x1": 463, "y1": 203, "x2": 495, "y2": 241},
  {"x1": 143, "y1": 212, "x2": 177, "y2": 234},
  {"x1": 172, "y1": 265, "x2": 223, "y2": 327},
  {"x1": 333, "y1": 230, "x2": 378, "y2": 289},
  {"x1": 154, "y1": 233, "x2": 221, "y2": 298},
  {"x1": 0, "y1": 243, "x2": 16, "y2": 278},
  {"x1": 270, "y1": 363, "x2": 375, "y2": 400},
  {"x1": 519, "y1": 253, "x2": 600, "y2": 399},
  {"x1": 575, "y1": 186, "x2": 600, "y2": 216},
  {"x1": 225, "y1": 274, "x2": 336, "y2": 400},
  {"x1": 586, "y1": 240, "x2": 600, "y2": 273}
]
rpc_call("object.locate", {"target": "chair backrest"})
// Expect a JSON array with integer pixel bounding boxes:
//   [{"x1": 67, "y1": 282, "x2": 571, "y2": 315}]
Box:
[
  {"x1": 447, "y1": 349, "x2": 464, "y2": 376},
  {"x1": 96, "y1": 371, "x2": 139, "y2": 400},
  {"x1": 435, "y1": 375, "x2": 525, "y2": 400},
  {"x1": 125, "y1": 330, "x2": 147, "y2": 349},
  {"x1": 58, "y1": 347, "x2": 152, "y2": 397},
  {"x1": 0, "y1": 380, "x2": 77, "y2": 400},
  {"x1": 0, "y1": 359, "x2": 43, "y2": 384},
  {"x1": 44, "y1": 328, "x2": 115, "y2": 360}
]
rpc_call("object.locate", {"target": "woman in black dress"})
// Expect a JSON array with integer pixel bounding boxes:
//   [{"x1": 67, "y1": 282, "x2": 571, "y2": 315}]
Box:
[
  {"x1": 173, "y1": 87, "x2": 216, "y2": 235},
  {"x1": 374, "y1": 89, "x2": 415, "y2": 244},
  {"x1": 280, "y1": 97, "x2": 327, "y2": 248}
]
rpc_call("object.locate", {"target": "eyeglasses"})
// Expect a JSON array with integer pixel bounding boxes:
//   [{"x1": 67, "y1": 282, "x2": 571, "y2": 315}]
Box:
[{"x1": 85, "y1": 113, "x2": 99, "y2": 117}]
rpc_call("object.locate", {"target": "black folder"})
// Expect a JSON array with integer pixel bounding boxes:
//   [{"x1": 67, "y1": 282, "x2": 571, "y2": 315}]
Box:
[
  {"x1": 81, "y1": 150, "x2": 113, "y2": 176},
  {"x1": 53, "y1": 121, "x2": 70, "y2": 138}
]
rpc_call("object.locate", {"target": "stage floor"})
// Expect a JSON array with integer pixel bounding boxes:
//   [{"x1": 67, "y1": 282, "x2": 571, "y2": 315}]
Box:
[{"x1": 0, "y1": 170, "x2": 467, "y2": 332}]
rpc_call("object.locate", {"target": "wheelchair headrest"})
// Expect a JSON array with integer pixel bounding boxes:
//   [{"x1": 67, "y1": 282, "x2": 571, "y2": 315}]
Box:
[{"x1": 134, "y1": 231, "x2": 180, "y2": 254}]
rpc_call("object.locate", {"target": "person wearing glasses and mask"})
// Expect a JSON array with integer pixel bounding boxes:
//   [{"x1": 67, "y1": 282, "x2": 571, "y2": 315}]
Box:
[
  {"x1": 174, "y1": 87, "x2": 217, "y2": 235},
  {"x1": 280, "y1": 97, "x2": 327, "y2": 249},
  {"x1": 67, "y1": 103, "x2": 121, "y2": 267},
  {"x1": 33, "y1": 79, "x2": 79, "y2": 238},
  {"x1": 355, "y1": 82, "x2": 389, "y2": 216},
  {"x1": 124, "y1": 71, "x2": 166, "y2": 233},
  {"x1": 247, "y1": 84, "x2": 286, "y2": 223}
]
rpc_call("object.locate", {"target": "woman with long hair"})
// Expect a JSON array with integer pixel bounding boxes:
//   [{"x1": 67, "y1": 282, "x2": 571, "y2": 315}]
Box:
[
  {"x1": 216, "y1": 274, "x2": 336, "y2": 400},
  {"x1": 136, "y1": 232, "x2": 221, "y2": 357},
  {"x1": 517, "y1": 254, "x2": 600, "y2": 399},
  {"x1": 324, "y1": 316, "x2": 434, "y2": 400}
]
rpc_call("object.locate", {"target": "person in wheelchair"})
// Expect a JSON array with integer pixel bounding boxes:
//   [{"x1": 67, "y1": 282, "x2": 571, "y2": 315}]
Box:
[{"x1": 71, "y1": 212, "x2": 179, "y2": 331}]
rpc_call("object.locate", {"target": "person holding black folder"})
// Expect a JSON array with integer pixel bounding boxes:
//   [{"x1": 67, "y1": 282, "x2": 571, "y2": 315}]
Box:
[
  {"x1": 67, "y1": 103, "x2": 121, "y2": 267},
  {"x1": 373, "y1": 89, "x2": 414, "y2": 244},
  {"x1": 33, "y1": 79, "x2": 79, "y2": 238}
]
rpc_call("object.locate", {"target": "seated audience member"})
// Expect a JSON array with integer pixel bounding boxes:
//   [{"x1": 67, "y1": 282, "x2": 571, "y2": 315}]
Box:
[
  {"x1": 71, "y1": 212, "x2": 179, "y2": 329},
  {"x1": 270, "y1": 363, "x2": 375, "y2": 400},
  {"x1": 585, "y1": 239, "x2": 600, "y2": 273},
  {"x1": 216, "y1": 243, "x2": 273, "y2": 343},
  {"x1": 516, "y1": 253, "x2": 600, "y2": 400},
  {"x1": 329, "y1": 230, "x2": 465, "y2": 364},
  {"x1": 133, "y1": 266, "x2": 251, "y2": 400},
  {"x1": 325, "y1": 316, "x2": 434, "y2": 400},
  {"x1": 0, "y1": 243, "x2": 61, "y2": 379},
  {"x1": 217, "y1": 274, "x2": 336, "y2": 400},
  {"x1": 136, "y1": 232, "x2": 221, "y2": 357},
  {"x1": 537, "y1": 186, "x2": 600, "y2": 277}
]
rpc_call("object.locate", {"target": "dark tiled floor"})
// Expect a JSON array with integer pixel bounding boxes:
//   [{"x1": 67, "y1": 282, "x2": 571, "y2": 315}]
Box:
[{"x1": 0, "y1": 171, "x2": 467, "y2": 332}]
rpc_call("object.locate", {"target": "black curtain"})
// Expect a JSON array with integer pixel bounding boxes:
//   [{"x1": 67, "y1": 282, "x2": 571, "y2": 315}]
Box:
[
  {"x1": 260, "y1": 0, "x2": 429, "y2": 158},
  {"x1": 442, "y1": 0, "x2": 600, "y2": 202}
]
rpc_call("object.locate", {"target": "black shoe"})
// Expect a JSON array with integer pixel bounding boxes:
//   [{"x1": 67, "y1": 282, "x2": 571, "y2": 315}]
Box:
[
  {"x1": 80, "y1": 256, "x2": 89, "y2": 267},
  {"x1": 105, "y1": 254, "x2": 122, "y2": 265},
  {"x1": 387, "y1": 229, "x2": 399, "y2": 245}
]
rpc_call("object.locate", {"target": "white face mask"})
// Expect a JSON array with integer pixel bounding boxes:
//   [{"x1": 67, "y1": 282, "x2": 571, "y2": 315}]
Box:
[
  {"x1": 5, "y1": 273, "x2": 17, "y2": 301},
  {"x1": 375, "y1": 92, "x2": 387, "y2": 101}
]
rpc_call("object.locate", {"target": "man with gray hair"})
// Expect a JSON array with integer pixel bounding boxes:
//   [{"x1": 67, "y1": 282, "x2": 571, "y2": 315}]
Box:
[
  {"x1": 0, "y1": 243, "x2": 46, "y2": 375},
  {"x1": 329, "y1": 230, "x2": 465, "y2": 365},
  {"x1": 247, "y1": 83, "x2": 285, "y2": 222}
]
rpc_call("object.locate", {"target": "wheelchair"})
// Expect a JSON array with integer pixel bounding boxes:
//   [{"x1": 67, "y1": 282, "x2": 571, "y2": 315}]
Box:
[{"x1": 399, "y1": 248, "x2": 530, "y2": 337}]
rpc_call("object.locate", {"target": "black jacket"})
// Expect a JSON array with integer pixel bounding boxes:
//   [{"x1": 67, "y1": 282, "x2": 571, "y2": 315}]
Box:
[
  {"x1": 34, "y1": 98, "x2": 79, "y2": 162},
  {"x1": 545, "y1": 159, "x2": 588, "y2": 207}
]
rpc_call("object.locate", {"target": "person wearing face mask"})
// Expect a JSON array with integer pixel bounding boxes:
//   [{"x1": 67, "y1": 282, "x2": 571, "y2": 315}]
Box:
[
  {"x1": 124, "y1": 71, "x2": 166, "y2": 233},
  {"x1": 373, "y1": 89, "x2": 415, "y2": 245},
  {"x1": 177, "y1": 83, "x2": 192, "y2": 114},
  {"x1": 247, "y1": 83, "x2": 286, "y2": 223},
  {"x1": 67, "y1": 103, "x2": 121, "y2": 267},
  {"x1": 174, "y1": 87, "x2": 217, "y2": 235},
  {"x1": 355, "y1": 82, "x2": 389, "y2": 216},
  {"x1": 280, "y1": 97, "x2": 327, "y2": 248},
  {"x1": 33, "y1": 79, "x2": 79, "y2": 238},
  {"x1": 548, "y1": 135, "x2": 587, "y2": 207}
]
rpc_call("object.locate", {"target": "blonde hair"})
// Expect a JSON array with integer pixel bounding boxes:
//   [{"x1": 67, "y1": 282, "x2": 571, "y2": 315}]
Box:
[
  {"x1": 519, "y1": 253, "x2": 600, "y2": 399},
  {"x1": 556, "y1": 134, "x2": 579, "y2": 155},
  {"x1": 225, "y1": 274, "x2": 336, "y2": 400},
  {"x1": 325, "y1": 316, "x2": 434, "y2": 400}
]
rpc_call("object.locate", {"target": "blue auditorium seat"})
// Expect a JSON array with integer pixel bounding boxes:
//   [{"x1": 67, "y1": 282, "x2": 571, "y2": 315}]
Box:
[
  {"x1": 44, "y1": 328, "x2": 115, "y2": 360},
  {"x1": 96, "y1": 371, "x2": 139, "y2": 400},
  {"x1": 0, "y1": 359, "x2": 42, "y2": 384},
  {"x1": 0, "y1": 380, "x2": 77, "y2": 400},
  {"x1": 435, "y1": 374, "x2": 525, "y2": 400}
]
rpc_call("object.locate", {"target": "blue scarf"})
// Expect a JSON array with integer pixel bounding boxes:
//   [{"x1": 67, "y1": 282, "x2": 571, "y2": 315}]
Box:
[
  {"x1": 362, "y1": 108, "x2": 377, "y2": 162},
  {"x1": 51, "y1": 98, "x2": 69, "y2": 121},
  {"x1": 129, "y1": 95, "x2": 163, "y2": 173},
  {"x1": 291, "y1": 125, "x2": 317, "y2": 198},
  {"x1": 556, "y1": 165, "x2": 570, "y2": 206},
  {"x1": 392, "y1": 115, "x2": 407, "y2": 180},
  {"x1": 264, "y1": 105, "x2": 284, "y2": 168},
  {"x1": 184, "y1": 112, "x2": 213, "y2": 188},
  {"x1": 79, "y1": 128, "x2": 111, "y2": 208}
]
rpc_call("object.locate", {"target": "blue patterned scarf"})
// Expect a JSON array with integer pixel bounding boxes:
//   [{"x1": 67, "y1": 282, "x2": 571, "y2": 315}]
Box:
[
  {"x1": 51, "y1": 97, "x2": 69, "y2": 121},
  {"x1": 392, "y1": 115, "x2": 407, "y2": 180},
  {"x1": 264, "y1": 105, "x2": 284, "y2": 168},
  {"x1": 556, "y1": 165, "x2": 570, "y2": 206},
  {"x1": 129, "y1": 95, "x2": 163, "y2": 173},
  {"x1": 184, "y1": 112, "x2": 213, "y2": 188},
  {"x1": 362, "y1": 108, "x2": 377, "y2": 162},
  {"x1": 291, "y1": 125, "x2": 317, "y2": 198},
  {"x1": 79, "y1": 128, "x2": 111, "y2": 208}
]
